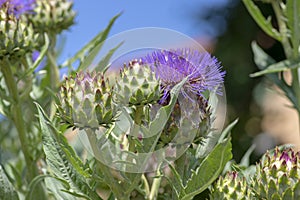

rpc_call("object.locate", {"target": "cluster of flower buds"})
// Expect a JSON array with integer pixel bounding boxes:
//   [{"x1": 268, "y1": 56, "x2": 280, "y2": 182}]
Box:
[
  {"x1": 252, "y1": 147, "x2": 300, "y2": 199},
  {"x1": 114, "y1": 60, "x2": 161, "y2": 106},
  {"x1": 210, "y1": 147, "x2": 300, "y2": 200},
  {"x1": 56, "y1": 72, "x2": 117, "y2": 129},
  {"x1": 210, "y1": 171, "x2": 253, "y2": 200}
]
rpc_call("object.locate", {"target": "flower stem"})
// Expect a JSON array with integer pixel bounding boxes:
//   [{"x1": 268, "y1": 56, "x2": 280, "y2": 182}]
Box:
[
  {"x1": 0, "y1": 59, "x2": 46, "y2": 198},
  {"x1": 149, "y1": 165, "x2": 162, "y2": 200},
  {"x1": 47, "y1": 34, "x2": 60, "y2": 119},
  {"x1": 272, "y1": 1, "x2": 300, "y2": 136},
  {"x1": 128, "y1": 105, "x2": 143, "y2": 152}
]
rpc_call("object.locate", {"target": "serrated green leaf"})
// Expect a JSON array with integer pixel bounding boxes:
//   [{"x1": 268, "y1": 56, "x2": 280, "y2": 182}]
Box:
[
  {"x1": 251, "y1": 42, "x2": 299, "y2": 111},
  {"x1": 180, "y1": 138, "x2": 232, "y2": 200},
  {"x1": 61, "y1": 13, "x2": 121, "y2": 70},
  {"x1": 250, "y1": 59, "x2": 300, "y2": 77},
  {"x1": 243, "y1": 0, "x2": 282, "y2": 41},
  {"x1": 36, "y1": 103, "x2": 101, "y2": 200},
  {"x1": 0, "y1": 165, "x2": 19, "y2": 200}
]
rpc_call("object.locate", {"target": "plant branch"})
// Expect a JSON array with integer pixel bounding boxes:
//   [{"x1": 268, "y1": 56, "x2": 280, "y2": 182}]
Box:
[{"x1": 0, "y1": 59, "x2": 46, "y2": 198}]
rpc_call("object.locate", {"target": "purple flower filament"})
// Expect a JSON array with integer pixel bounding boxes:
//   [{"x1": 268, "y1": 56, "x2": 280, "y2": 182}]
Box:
[{"x1": 142, "y1": 49, "x2": 225, "y2": 103}]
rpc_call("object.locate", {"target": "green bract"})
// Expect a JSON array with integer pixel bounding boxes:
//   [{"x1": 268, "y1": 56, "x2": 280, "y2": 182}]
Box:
[
  {"x1": 210, "y1": 171, "x2": 253, "y2": 200},
  {"x1": 56, "y1": 71, "x2": 117, "y2": 129},
  {"x1": 114, "y1": 60, "x2": 161, "y2": 106},
  {"x1": 0, "y1": 10, "x2": 38, "y2": 59},
  {"x1": 28, "y1": 0, "x2": 75, "y2": 34},
  {"x1": 252, "y1": 147, "x2": 300, "y2": 200}
]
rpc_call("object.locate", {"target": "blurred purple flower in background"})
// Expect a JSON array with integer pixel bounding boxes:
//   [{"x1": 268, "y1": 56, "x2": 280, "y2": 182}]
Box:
[
  {"x1": 0, "y1": 0, "x2": 36, "y2": 17},
  {"x1": 142, "y1": 49, "x2": 225, "y2": 103}
]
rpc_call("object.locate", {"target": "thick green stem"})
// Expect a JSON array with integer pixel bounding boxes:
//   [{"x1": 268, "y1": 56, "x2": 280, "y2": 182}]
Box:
[
  {"x1": 125, "y1": 105, "x2": 164, "y2": 196},
  {"x1": 124, "y1": 105, "x2": 145, "y2": 196},
  {"x1": 0, "y1": 60, "x2": 46, "y2": 198},
  {"x1": 272, "y1": 1, "x2": 292, "y2": 58},
  {"x1": 128, "y1": 105, "x2": 143, "y2": 152},
  {"x1": 272, "y1": 1, "x2": 300, "y2": 134},
  {"x1": 141, "y1": 174, "x2": 150, "y2": 197},
  {"x1": 47, "y1": 34, "x2": 60, "y2": 119}
]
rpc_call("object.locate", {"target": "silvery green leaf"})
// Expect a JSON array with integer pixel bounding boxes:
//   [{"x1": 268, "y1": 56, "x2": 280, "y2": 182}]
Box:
[
  {"x1": 36, "y1": 103, "x2": 101, "y2": 200},
  {"x1": 180, "y1": 138, "x2": 232, "y2": 200},
  {"x1": 250, "y1": 59, "x2": 300, "y2": 77},
  {"x1": 0, "y1": 165, "x2": 19, "y2": 200},
  {"x1": 251, "y1": 42, "x2": 299, "y2": 111},
  {"x1": 45, "y1": 177, "x2": 77, "y2": 200}
]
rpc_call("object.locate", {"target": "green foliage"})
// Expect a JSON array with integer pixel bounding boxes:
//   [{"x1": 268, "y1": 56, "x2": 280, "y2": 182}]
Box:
[
  {"x1": 179, "y1": 138, "x2": 232, "y2": 200},
  {"x1": 242, "y1": 0, "x2": 282, "y2": 41},
  {"x1": 36, "y1": 103, "x2": 101, "y2": 200},
  {"x1": 61, "y1": 13, "x2": 121, "y2": 72},
  {"x1": 168, "y1": 121, "x2": 234, "y2": 200},
  {"x1": 244, "y1": 0, "x2": 300, "y2": 114},
  {"x1": 251, "y1": 42, "x2": 300, "y2": 111},
  {"x1": 0, "y1": 165, "x2": 19, "y2": 200}
]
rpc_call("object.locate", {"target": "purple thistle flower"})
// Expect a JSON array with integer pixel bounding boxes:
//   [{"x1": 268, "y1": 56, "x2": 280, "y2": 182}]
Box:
[
  {"x1": 0, "y1": 0, "x2": 36, "y2": 18},
  {"x1": 142, "y1": 49, "x2": 225, "y2": 103}
]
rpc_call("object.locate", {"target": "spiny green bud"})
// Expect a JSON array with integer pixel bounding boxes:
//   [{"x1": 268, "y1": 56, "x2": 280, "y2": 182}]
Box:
[
  {"x1": 28, "y1": 0, "x2": 75, "y2": 34},
  {"x1": 252, "y1": 147, "x2": 300, "y2": 200},
  {"x1": 0, "y1": 10, "x2": 38, "y2": 60},
  {"x1": 114, "y1": 60, "x2": 161, "y2": 106},
  {"x1": 210, "y1": 171, "x2": 253, "y2": 200},
  {"x1": 56, "y1": 71, "x2": 117, "y2": 129}
]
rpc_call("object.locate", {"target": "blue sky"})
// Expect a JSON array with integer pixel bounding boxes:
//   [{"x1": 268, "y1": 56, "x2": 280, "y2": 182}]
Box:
[{"x1": 60, "y1": 0, "x2": 232, "y2": 63}]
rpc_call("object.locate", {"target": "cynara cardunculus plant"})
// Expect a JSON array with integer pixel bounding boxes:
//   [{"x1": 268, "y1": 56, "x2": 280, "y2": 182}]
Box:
[{"x1": 0, "y1": 0, "x2": 235, "y2": 198}]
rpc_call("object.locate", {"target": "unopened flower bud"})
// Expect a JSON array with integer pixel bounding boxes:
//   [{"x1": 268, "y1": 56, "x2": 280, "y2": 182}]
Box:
[
  {"x1": 114, "y1": 60, "x2": 161, "y2": 106},
  {"x1": 56, "y1": 71, "x2": 117, "y2": 129},
  {"x1": 28, "y1": 0, "x2": 75, "y2": 34},
  {"x1": 252, "y1": 147, "x2": 300, "y2": 199}
]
